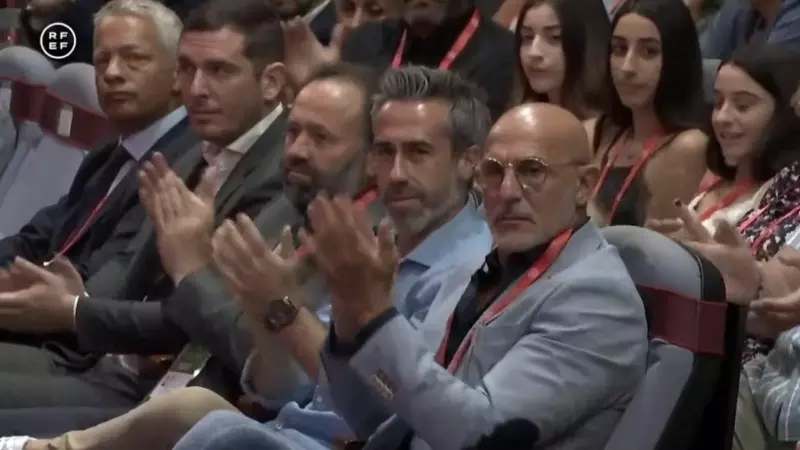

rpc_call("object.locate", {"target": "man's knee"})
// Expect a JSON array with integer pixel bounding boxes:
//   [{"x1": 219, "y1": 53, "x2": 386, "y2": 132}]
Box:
[{"x1": 134, "y1": 387, "x2": 238, "y2": 434}]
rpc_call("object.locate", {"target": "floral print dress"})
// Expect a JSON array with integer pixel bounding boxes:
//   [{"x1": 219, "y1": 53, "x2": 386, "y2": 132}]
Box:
[{"x1": 737, "y1": 161, "x2": 800, "y2": 362}]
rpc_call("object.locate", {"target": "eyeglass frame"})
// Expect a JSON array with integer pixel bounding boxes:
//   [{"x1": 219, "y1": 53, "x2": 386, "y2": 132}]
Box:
[{"x1": 474, "y1": 156, "x2": 590, "y2": 192}]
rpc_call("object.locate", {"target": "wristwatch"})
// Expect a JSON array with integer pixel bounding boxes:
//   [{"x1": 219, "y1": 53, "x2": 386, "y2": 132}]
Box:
[{"x1": 262, "y1": 296, "x2": 300, "y2": 332}]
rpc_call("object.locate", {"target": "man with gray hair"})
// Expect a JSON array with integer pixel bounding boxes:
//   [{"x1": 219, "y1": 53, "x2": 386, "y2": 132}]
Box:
[
  {"x1": 0, "y1": 0, "x2": 194, "y2": 311},
  {"x1": 0, "y1": 65, "x2": 494, "y2": 450}
]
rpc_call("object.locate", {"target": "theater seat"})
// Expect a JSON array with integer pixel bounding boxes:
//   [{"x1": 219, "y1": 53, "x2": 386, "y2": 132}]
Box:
[
  {"x1": 702, "y1": 58, "x2": 721, "y2": 104},
  {"x1": 0, "y1": 62, "x2": 110, "y2": 235},
  {"x1": 0, "y1": 46, "x2": 55, "y2": 200},
  {"x1": 601, "y1": 226, "x2": 744, "y2": 450}
]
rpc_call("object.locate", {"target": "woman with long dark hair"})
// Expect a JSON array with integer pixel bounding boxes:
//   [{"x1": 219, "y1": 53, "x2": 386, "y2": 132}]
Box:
[
  {"x1": 513, "y1": 0, "x2": 610, "y2": 120},
  {"x1": 689, "y1": 44, "x2": 800, "y2": 236},
  {"x1": 590, "y1": 0, "x2": 708, "y2": 225}
]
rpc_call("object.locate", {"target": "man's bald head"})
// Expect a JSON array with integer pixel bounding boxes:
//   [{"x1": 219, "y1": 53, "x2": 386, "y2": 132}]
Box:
[
  {"x1": 478, "y1": 103, "x2": 598, "y2": 257},
  {"x1": 487, "y1": 103, "x2": 592, "y2": 164}
]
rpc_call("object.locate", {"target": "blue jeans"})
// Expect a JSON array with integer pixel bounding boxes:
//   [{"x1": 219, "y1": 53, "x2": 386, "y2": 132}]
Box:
[{"x1": 173, "y1": 411, "x2": 333, "y2": 450}]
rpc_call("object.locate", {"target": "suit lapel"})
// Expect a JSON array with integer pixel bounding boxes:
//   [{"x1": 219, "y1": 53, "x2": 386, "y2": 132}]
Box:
[
  {"x1": 79, "y1": 120, "x2": 196, "y2": 236},
  {"x1": 213, "y1": 110, "x2": 287, "y2": 219}
]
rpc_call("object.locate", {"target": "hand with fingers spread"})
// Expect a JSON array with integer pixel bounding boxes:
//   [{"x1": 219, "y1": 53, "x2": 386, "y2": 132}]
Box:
[
  {"x1": 138, "y1": 152, "x2": 218, "y2": 284},
  {"x1": 212, "y1": 216, "x2": 301, "y2": 319},
  {"x1": 282, "y1": 18, "x2": 347, "y2": 86},
  {"x1": 0, "y1": 257, "x2": 80, "y2": 332},
  {"x1": 299, "y1": 195, "x2": 398, "y2": 341},
  {"x1": 685, "y1": 219, "x2": 760, "y2": 304},
  {"x1": 646, "y1": 199, "x2": 712, "y2": 243}
]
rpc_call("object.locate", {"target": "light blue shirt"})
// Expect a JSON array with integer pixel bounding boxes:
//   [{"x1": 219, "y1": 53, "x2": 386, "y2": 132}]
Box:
[
  {"x1": 249, "y1": 196, "x2": 491, "y2": 446},
  {"x1": 744, "y1": 223, "x2": 800, "y2": 441},
  {"x1": 111, "y1": 106, "x2": 186, "y2": 193}
]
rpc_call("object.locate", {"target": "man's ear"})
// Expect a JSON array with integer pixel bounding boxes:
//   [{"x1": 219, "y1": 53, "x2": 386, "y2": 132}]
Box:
[
  {"x1": 457, "y1": 144, "x2": 482, "y2": 183},
  {"x1": 260, "y1": 62, "x2": 288, "y2": 104},
  {"x1": 576, "y1": 163, "x2": 600, "y2": 207}
]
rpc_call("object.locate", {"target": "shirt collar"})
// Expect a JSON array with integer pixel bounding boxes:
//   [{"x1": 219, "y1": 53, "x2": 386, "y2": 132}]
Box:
[
  {"x1": 478, "y1": 216, "x2": 591, "y2": 284},
  {"x1": 225, "y1": 103, "x2": 284, "y2": 155},
  {"x1": 305, "y1": 0, "x2": 330, "y2": 22},
  {"x1": 403, "y1": 193, "x2": 486, "y2": 268},
  {"x1": 120, "y1": 106, "x2": 186, "y2": 161}
]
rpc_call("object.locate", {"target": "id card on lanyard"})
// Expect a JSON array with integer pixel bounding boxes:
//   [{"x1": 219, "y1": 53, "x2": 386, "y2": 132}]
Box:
[
  {"x1": 145, "y1": 343, "x2": 211, "y2": 400},
  {"x1": 391, "y1": 10, "x2": 480, "y2": 70},
  {"x1": 434, "y1": 227, "x2": 573, "y2": 372},
  {"x1": 591, "y1": 131, "x2": 664, "y2": 222}
]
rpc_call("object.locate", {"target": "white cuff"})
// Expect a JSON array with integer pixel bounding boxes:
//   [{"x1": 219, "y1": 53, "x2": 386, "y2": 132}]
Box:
[{"x1": 72, "y1": 292, "x2": 86, "y2": 329}]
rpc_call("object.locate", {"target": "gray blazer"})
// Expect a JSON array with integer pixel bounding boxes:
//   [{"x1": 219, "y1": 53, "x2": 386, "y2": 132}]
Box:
[{"x1": 320, "y1": 222, "x2": 648, "y2": 450}]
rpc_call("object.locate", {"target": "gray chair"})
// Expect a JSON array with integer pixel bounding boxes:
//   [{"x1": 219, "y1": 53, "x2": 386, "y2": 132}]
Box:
[
  {"x1": 0, "y1": 45, "x2": 56, "y2": 202},
  {"x1": 702, "y1": 58, "x2": 722, "y2": 104},
  {"x1": 602, "y1": 226, "x2": 744, "y2": 450},
  {"x1": 0, "y1": 7, "x2": 20, "y2": 33},
  {"x1": 0, "y1": 62, "x2": 109, "y2": 236}
]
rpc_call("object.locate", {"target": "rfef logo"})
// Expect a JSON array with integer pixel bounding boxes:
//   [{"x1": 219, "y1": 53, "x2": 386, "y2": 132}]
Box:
[{"x1": 40, "y1": 22, "x2": 77, "y2": 60}]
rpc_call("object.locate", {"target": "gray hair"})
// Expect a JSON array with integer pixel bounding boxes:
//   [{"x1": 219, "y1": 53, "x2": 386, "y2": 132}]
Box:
[
  {"x1": 94, "y1": 0, "x2": 183, "y2": 57},
  {"x1": 371, "y1": 66, "x2": 491, "y2": 153}
]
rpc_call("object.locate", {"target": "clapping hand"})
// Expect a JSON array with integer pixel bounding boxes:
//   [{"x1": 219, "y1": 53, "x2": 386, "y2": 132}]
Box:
[
  {"x1": 298, "y1": 195, "x2": 398, "y2": 341},
  {"x1": 212, "y1": 216, "x2": 301, "y2": 319},
  {"x1": 282, "y1": 19, "x2": 347, "y2": 87},
  {"x1": 0, "y1": 256, "x2": 82, "y2": 332},
  {"x1": 139, "y1": 153, "x2": 218, "y2": 284}
]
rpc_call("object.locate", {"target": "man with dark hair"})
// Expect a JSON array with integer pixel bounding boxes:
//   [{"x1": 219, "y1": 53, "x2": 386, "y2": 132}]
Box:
[
  {"x1": 0, "y1": 61, "x2": 379, "y2": 450},
  {"x1": 0, "y1": 0, "x2": 290, "y2": 433},
  {"x1": 1, "y1": 65, "x2": 493, "y2": 450},
  {"x1": 286, "y1": 0, "x2": 514, "y2": 119}
]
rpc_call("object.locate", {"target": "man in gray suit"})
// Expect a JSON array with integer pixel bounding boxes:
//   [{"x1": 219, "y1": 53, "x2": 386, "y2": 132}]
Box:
[{"x1": 296, "y1": 103, "x2": 649, "y2": 450}]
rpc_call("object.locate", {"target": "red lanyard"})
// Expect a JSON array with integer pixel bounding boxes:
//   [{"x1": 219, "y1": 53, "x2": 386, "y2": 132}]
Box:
[
  {"x1": 434, "y1": 227, "x2": 573, "y2": 372},
  {"x1": 391, "y1": 10, "x2": 480, "y2": 70},
  {"x1": 696, "y1": 173, "x2": 720, "y2": 195},
  {"x1": 295, "y1": 188, "x2": 379, "y2": 259},
  {"x1": 738, "y1": 202, "x2": 800, "y2": 252},
  {"x1": 695, "y1": 179, "x2": 754, "y2": 222},
  {"x1": 52, "y1": 194, "x2": 111, "y2": 261},
  {"x1": 591, "y1": 131, "x2": 664, "y2": 221}
]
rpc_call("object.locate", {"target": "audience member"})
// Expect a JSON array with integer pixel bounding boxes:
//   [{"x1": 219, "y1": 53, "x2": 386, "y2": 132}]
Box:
[
  {"x1": 176, "y1": 102, "x2": 647, "y2": 450},
  {"x1": 0, "y1": 65, "x2": 493, "y2": 450},
  {"x1": 335, "y1": 0, "x2": 400, "y2": 31},
  {"x1": 701, "y1": 0, "x2": 800, "y2": 60},
  {"x1": 0, "y1": 61, "x2": 382, "y2": 450},
  {"x1": 169, "y1": 65, "x2": 493, "y2": 450},
  {"x1": 650, "y1": 44, "x2": 800, "y2": 237},
  {"x1": 673, "y1": 221, "x2": 800, "y2": 450},
  {"x1": 514, "y1": 0, "x2": 610, "y2": 119},
  {"x1": 0, "y1": 0, "x2": 287, "y2": 421},
  {"x1": 0, "y1": 0, "x2": 188, "y2": 275},
  {"x1": 337, "y1": 0, "x2": 515, "y2": 119},
  {"x1": 590, "y1": 0, "x2": 708, "y2": 225},
  {"x1": 280, "y1": 0, "x2": 518, "y2": 119},
  {"x1": 0, "y1": 0, "x2": 194, "y2": 349}
]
